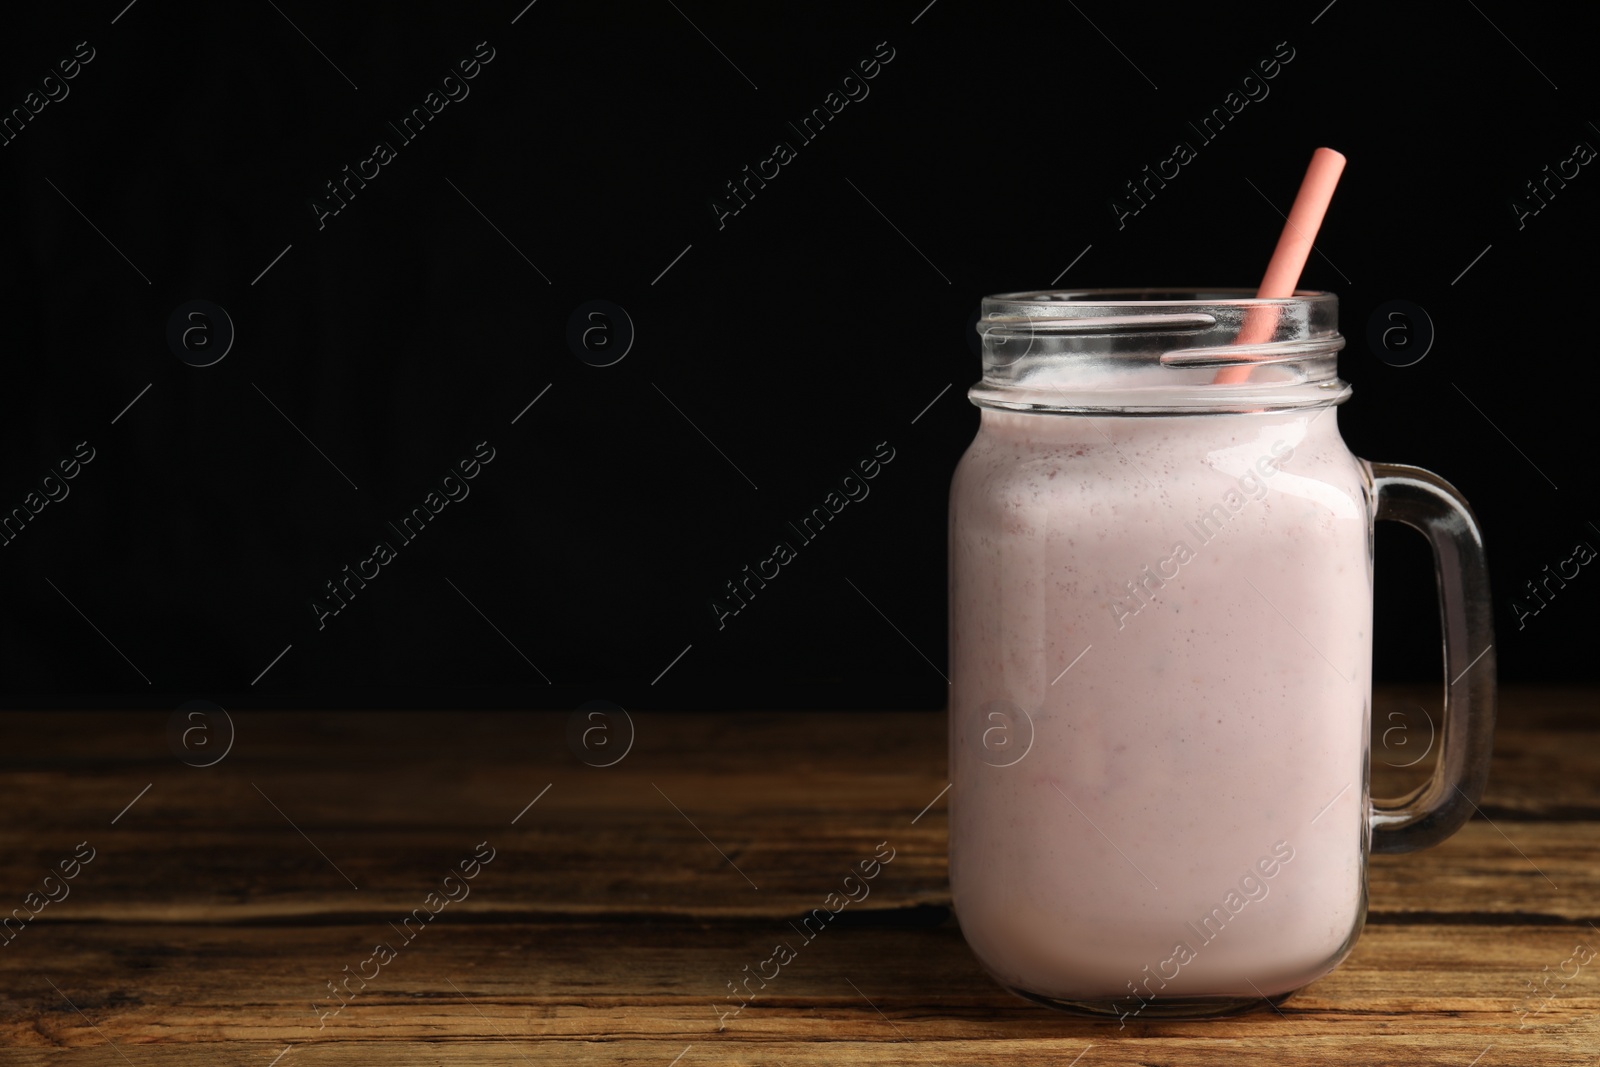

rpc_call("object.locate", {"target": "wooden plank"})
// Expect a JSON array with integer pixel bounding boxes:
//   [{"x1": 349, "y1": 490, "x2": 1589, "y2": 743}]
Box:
[
  {"x1": 9, "y1": 1039, "x2": 1593, "y2": 1067},
  {"x1": 5, "y1": 691, "x2": 1596, "y2": 825},
  {"x1": 0, "y1": 784, "x2": 1593, "y2": 921},
  {"x1": 2, "y1": 922, "x2": 1595, "y2": 1063},
  {"x1": 1370, "y1": 686, "x2": 1600, "y2": 818},
  {"x1": 2, "y1": 690, "x2": 1596, "y2": 1064},
  {"x1": 0, "y1": 695, "x2": 1595, "y2": 923}
]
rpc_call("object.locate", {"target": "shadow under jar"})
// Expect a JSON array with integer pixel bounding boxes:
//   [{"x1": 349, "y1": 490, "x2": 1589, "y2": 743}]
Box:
[{"x1": 946, "y1": 289, "x2": 1495, "y2": 1019}]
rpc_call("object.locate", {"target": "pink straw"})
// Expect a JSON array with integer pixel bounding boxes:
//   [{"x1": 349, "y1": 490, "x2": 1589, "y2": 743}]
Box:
[{"x1": 1215, "y1": 147, "x2": 1346, "y2": 384}]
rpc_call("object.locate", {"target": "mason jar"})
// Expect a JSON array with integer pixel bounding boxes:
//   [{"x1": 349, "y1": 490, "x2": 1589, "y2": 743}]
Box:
[{"x1": 947, "y1": 289, "x2": 1495, "y2": 1019}]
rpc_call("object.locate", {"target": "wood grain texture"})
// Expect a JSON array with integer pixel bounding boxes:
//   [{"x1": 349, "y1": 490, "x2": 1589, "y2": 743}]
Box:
[{"x1": 0, "y1": 686, "x2": 1596, "y2": 1063}]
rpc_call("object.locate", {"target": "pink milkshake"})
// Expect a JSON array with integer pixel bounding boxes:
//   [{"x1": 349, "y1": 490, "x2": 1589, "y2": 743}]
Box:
[{"x1": 947, "y1": 289, "x2": 1495, "y2": 1017}]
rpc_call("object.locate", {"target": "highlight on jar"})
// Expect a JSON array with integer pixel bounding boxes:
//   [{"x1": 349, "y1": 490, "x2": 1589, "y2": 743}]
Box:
[{"x1": 946, "y1": 148, "x2": 1496, "y2": 1019}]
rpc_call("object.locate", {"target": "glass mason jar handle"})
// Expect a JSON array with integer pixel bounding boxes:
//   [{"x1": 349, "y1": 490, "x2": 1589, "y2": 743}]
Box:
[{"x1": 1367, "y1": 462, "x2": 1497, "y2": 854}]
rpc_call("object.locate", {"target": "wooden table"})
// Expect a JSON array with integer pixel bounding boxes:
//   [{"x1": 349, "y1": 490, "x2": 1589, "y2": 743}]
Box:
[{"x1": 2, "y1": 687, "x2": 1596, "y2": 1064}]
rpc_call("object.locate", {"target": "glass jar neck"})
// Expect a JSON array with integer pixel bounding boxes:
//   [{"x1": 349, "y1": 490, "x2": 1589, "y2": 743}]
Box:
[{"x1": 970, "y1": 289, "x2": 1350, "y2": 416}]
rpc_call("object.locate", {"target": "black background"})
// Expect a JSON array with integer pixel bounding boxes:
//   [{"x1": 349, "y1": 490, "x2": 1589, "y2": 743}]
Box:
[{"x1": 0, "y1": 0, "x2": 1593, "y2": 710}]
